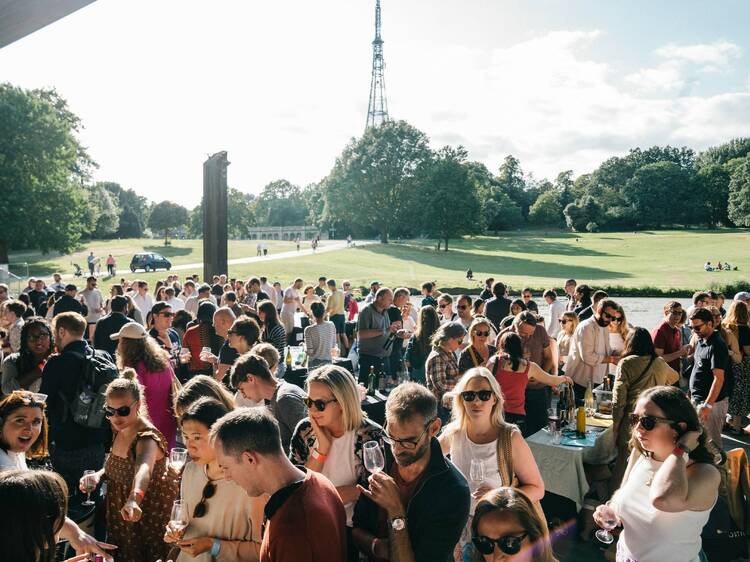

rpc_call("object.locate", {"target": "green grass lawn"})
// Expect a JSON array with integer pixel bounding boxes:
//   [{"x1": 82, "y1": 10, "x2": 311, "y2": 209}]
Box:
[
  {"x1": 229, "y1": 229, "x2": 750, "y2": 294},
  {"x1": 9, "y1": 230, "x2": 749, "y2": 295}
]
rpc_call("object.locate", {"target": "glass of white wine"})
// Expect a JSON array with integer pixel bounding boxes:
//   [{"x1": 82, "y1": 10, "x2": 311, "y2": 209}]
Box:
[
  {"x1": 363, "y1": 441, "x2": 385, "y2": 474},
  {"x1": 81, "y1": 470, "x2": 97, "y2": 506},
  {"x1": 169, "y1": 499, "x2": 188, "y2": 540},
  {"x1": 170, "y1": 448, "x2": 188, "y2": 472}
]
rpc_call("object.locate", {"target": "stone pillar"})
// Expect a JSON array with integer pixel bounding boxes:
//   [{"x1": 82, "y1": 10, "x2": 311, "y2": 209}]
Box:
[{"x1": 203, "y1": 152, "x2": 229, "y2": 281}]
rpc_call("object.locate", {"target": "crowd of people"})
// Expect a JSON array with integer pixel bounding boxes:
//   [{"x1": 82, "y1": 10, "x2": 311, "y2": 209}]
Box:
[{"x1": 0, "y1": 270, "x2": 749, "y2": 562}]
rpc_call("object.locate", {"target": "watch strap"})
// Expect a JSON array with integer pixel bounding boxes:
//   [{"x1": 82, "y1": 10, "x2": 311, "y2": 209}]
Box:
[{"x1": 210, "y1": 538, "x2": 221, "y2": 557}]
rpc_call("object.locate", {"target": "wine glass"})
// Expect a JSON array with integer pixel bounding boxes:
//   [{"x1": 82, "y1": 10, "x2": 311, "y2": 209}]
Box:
[
  {"x1": 363, "y1": 441, "x2": 385, "y2": 473},
  {"x1": 81, "y1": 470, "x2": 97, "y2": 506},
  {"x1": 200, "y1": 346, "x2": 212, "y2": 362},
  {"x1": 170, "y1": 448, "x2": 188, "y2": 472},
  {"x1": 595, "y1": 502, "x2": 619, "y2": 544},
  {"x1": 469, "y1": 459, "x2": 485, "y2": 486},
  {"x1": 179, "y1": 348, "x2": 191, "y2": 364},
  {"x1": 169, "y1": 499, "x2": 188, "y2": 538}
]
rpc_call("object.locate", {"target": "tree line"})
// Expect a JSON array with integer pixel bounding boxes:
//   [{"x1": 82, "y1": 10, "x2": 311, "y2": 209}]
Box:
[{"x1": 1, "y1": 83, "x2": 749, "y2": 260}]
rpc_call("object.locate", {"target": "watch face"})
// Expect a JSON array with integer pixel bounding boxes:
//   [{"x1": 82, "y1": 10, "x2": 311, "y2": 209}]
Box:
[{"x1": 392, "y1": 517, "x2": 406, "y2": 531}]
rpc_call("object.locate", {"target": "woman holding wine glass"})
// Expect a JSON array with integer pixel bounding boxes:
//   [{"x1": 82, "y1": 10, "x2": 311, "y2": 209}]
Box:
[
  {"x1": 82, "y1": 369, "x2": 177, "y2": 562},
  {"x1": 439, "y1": 367, "x2": 545, "y2": 562},
  {"x1": 593, "y1": 386, "x2": 720, "y2": 562},
  {"x1": 289, "y1": 365, "x2": 383, "y2": 561},
  {"x1": 164, "y1": 397, "x2": 259, "y2": 561}
]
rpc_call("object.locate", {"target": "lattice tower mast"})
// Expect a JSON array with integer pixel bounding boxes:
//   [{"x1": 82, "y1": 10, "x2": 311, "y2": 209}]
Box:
[{"x1": 366, "y1": 0, "x2": 390, "y2": 129}]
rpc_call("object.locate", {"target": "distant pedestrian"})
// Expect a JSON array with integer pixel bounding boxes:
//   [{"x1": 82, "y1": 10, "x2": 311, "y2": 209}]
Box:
[
  {"x1": 87, "y1": 251, "x2": 95, "y2": 275},
  {"x1": 106, "y1": 254, "x2": 116, "y2": 276},
  {"x1": 466, "y1": 268, "x2": 473, "y2": 280}
]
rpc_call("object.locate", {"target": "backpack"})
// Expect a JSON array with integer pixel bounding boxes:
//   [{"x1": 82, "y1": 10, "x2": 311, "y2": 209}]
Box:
[{"x1": 60, "y1": 348, "x2": 119, "y2": 429}]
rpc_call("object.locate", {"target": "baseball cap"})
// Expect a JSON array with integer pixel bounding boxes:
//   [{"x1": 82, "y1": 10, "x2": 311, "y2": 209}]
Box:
[{"x1": 110, "y1": 322, "x2": 148, "y2": 340}]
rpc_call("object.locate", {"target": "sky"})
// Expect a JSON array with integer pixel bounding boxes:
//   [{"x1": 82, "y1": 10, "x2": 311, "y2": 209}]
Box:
[{"x1": 1, "y1": 0, "x2": 749, "y2": 207}]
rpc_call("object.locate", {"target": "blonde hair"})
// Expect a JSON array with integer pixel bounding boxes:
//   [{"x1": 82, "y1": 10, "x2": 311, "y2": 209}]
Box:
[
  {"x1": 723, "y1": 300, "x2": 749, "y2": 341},
  {"x1": 445, "y1": 367, "x2": 509, "y2": 437},
  {"x1": 613, "y1": 305, "x2": 630, "y2": 340},
  {"x1": 106, "y1": 368, "x2": 149, "y2": 417},
  {"x1": 468, "y1": 318, "x2": 493, "y2": 343},
  {"x1": 561, "y1": 311, "x2": 578, "y2": 334},
  {"x1": 306, "y1": 365, "x2": 364, "y2": 432}
]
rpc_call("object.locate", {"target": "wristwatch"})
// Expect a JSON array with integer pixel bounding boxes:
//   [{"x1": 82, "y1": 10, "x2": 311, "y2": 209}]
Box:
[{"x1": 391, "y1": 516, "x2": 407, "y2": 532}]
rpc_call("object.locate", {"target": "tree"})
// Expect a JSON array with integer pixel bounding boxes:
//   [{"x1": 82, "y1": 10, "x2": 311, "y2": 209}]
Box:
[
  {"x1": 622, "y1": 162, "x2": 692, "y2": 228},
  {"x1": 564, "y1": 196, "x2": 601, "y2": 232},
  {"x1": 417, "y1": 147, "x2": 481, "y2": 251},
  {"x1": 254, "y1": 180, "x2": 307, "y2": 227},
  {"x1": 528, "y1": 190, "x2": 564, "y2": 227},
  {"x1": 187, "y1": 205, "x2": 202, "y2": 238},
  {"x1": 695, "y1": 164, "x2": 731, "y2": 227},
  {"x1": 482, "y1": 191, "x2": 523, "y2": 232},
  {"x1": 227, "y1": 188, "x2": 257, "y2": 238},
  {"x1": 728, "y1": 157, "x2": 750, "y2": 227},
  {"x1": 86, "y1": 183, "x2": 120, "y2": 238},
  {"x1": 148, "y1": 201, "x2": 188, "y2": 244},
  {"x1": 323, "y1": 120, "x2": 433, "y2": 243},
  {"x1": 101, "y1": 182, "x2": 149, "y2": 237},
  {"x1": 496, "y1": 155, "x2": 533, "y2": 217},
  {"x1": 697, "y1": 138, "x2": 750, "y2": 168},
  {"x1": 0, "y1": 84, "x2": 95, "y2": 259}
]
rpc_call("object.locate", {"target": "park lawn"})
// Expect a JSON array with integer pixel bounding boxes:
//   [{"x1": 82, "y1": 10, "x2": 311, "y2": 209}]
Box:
[
  {"x1": 9, "y1": 239, "x2": 299, "y2": 278},
  {"x1": 227, "y1": 230, "x2": 750, "y2": 294}
]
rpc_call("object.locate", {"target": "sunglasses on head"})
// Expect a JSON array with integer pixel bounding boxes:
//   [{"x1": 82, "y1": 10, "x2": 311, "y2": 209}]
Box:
[
  {"x1": 304, "y1": 397, "x2": 338, "y2": 411},
  {"x1": 104, "y1": 400, "x2": 138, "y2": 418},
  {"x1": 472, "y1": 533, "x2": 528, "y2": 556},
  {"x1": 474, "y1": 330, "x2": 490, "y2": 337},
  {"x1": 461, "y1": 390, "x2": 493, "y2": 402},
  {"x1": 628, "y1": 413, "x2": 675, "y2": 431},
  {"x1": 193, "y1": 481, "x2": 216, "y2": 518}
]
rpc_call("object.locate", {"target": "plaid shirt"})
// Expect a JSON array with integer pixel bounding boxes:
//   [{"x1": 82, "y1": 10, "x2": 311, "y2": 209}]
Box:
[{"x1": 426, "y1": 347, "x2": 460, "y2": 404}]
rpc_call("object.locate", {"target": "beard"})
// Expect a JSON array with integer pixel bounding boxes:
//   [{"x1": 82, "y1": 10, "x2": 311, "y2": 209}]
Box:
[{"x1": 394, "y1": 438, "x2": 430, "y2": 468}]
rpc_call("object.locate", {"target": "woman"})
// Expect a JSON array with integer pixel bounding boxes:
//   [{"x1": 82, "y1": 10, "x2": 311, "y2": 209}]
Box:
[
  {"x1": 610, "y1": 328, "x2": 679, "y2": 486},
  {"x1": 486, "y1": 333, "x2": 572, "y2": 431},
  {"x1": 289, "y1": 365, "x2": 383, "y2": 562},
  {"x1": 426, "y1": 322, "x2": 467, "y2": 422},
  {"x1": 172, "y1": 310, "x2": 193, "y2": 340},
  {"x1": 594, "y1": 386, "x2": 721, "y2": 562},
  {"x1": 304, "y1": 302, "x2": 337, "y2": 369},
  {"x1": 470, "y1": 487, "x2": 558, "y2": 562},
  {"x1": 124, "y1": 294, "x2": 145, "y2": 326},
  {"x1": 725, "y1": 300, "x2": 750, "y2": 433},
  {"x1": 573, "y1": 284, "x2": 592, "y2": 316},
  {"x1": 115, "y1": 323, "x2": 179, "y2": 450},
  {"x1": 182, "y1": 301, "x2": 222, "y2": 378},
  {"x1": 405, "y1": 305, "x2": 440, "y2": 384},
  {"x1": 439, "y1": 368, "x2": 545, "y2": 562},
  {"x1": 257, "y1": 300, "x2": 286, "y2": 376},
  {"x1": 164, "y1": 397, "x2": 259, "y2": 561},
  {"x1": 173, "y1": 375, "x2": 235, "y2": 419},
  {"x1": 472, "y1": 299, "x2": 486, "y2": 318},
  {"x1": 458, "y1": 318, "x2": 497, "y2": 374},
  {"x1": 84, "y1": 371, "x2": 177, "y2": 562},
  {"x1": 608, "y1": 304, "x2": 630, "y2": 376},
  {"x1": 105, "y1": 284, "x2": 124, "y2": 314},
  {"x1": 499, "y1": 299, "x2": 526, "y2": 330},
  {"x1": 3, "y1": 299, "x2": 26, "y2": 353},
  {"x1": 2, "y1": 317, "x2": 53, "y2": 395},
  {"x1": 301, "y1": 285, "x2": 319, "y2": 318},
  {"x1": 0, "y1": 390, "x2": 48, "y2": 471},
  {"x1": 154, "y1": 281, "x2": 165, "y2": 302},
  {"x1": 556, "y1": 312, "x2": 579, "y2": 372}
]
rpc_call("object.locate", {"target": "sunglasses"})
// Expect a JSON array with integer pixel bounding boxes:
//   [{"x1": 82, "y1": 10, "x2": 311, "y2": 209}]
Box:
[
  {"x1": 601, "y1": 311, "x2": 622, "y2": 321},
  {"x1": 104, "y1": 400, "x2": 138, "y2": 418},
  {"x1": 473, "y1": 330, "x2": 490, "y2": 337},
  {"x1": 611, "y1": 317, "x2": 623, "y2": 323},
  {"x1": 158, "y1": 312, "x2": 175, "y2": 317},
  {"x1": 304, "y1": 397, "x2": 338, "y2": 411},
  {"x1": 628, "y1": 413, "x2": 675, "y2": 431},
  {"x1": 439, "y1": 303, "x2": 450, "y2": 309},
  {"x1": 461, "y1": 390, "x2": 493, "y2": 402},
  {"x1": 457, "y1": 305, "x2": 469, "y2": 310},
  {"x1": 559, "y1": 319, "x2": 569, "y2": 324},
  {"x1": 472, "y1": 533, "x2": 529, "y2": 556},
  {"x1": 690, "y1": 323, "x2": 706, "y2": 332},
  {"x1": 193, "y1": 481, "x2": 216, "y2": 518}
]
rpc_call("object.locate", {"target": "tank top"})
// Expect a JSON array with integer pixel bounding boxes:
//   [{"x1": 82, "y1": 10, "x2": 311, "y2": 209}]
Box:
[
  {"x1": 449, "y1": 430, "x2": 505, "y2": 514},
  {"x1": 492, "y1": 358, "x2": 530, "y2": 415},
  {"x1": 616, "y1": 455, "x2": 713, "y2": 562}
]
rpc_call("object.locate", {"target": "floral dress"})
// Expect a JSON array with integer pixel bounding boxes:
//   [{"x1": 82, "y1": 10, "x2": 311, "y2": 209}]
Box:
[{"x1": 104, "y1": 428, "x2": 178, "y2": 562}]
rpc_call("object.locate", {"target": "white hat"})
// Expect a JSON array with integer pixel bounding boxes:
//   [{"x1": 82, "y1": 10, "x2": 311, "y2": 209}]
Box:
[
  {"x1": 734, "y1": 291, "x2": 750, "y2": 303},
  {"x1": 110, "y1": 322, "x2": 148, "y2": 340}
]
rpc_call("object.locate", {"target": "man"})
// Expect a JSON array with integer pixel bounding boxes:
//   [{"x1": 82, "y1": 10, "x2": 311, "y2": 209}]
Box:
[
  {"x1": 93, "y1": 295, "x2": 130, "y2": 357},
  {"x1": 479, "y1": 278, "x2": 494, "y2": 301},
  {"x1": 53, "y1": 284, "x2": 86, "y2": 316},
  {"x1": 208, "y1": 306, "x2": 238, "y2": 381},
  {"x1": 566, "y1": 299, "x2": 621, "y2": 402},
  {"x1": 577, "y1": 290, "x2": 608, "y2": 321},
  {"x1": 357, "y1": 287, "x2": 401, "y2": 383},
  {"x1": 40, "y1": 312, "x2": 112, "y2": 492},
  {"x1": 164, "y1": 286, "x2": 185, "y2": 311},
  {"x1": 352, "y1": 382, "x2": 470, "y2": 562},
  {"x1": 212, "y1": 408, "x2": 347, "y2": 562},
  {"x1": 245, "y1": 277, "x2": 270, "y2": 309},
  {"x1": 652, "y1": 301, "x2": 691, "y2": 372},
  {"x1": 132, "y1": 280, "x2": 153, "y2": 322},
  {"x1": 484, "y1": 281, "x2": 511, "y2": 330},
  {"x1": 184, "y1": 283, "x2": 212, "y2": 317},
  {"x1": 149, "y1": 301, "x2": 182, "y2": 354},
  {"x1": 437, "y1": 294, "x2": 457, "y2": 323},
  {"x1": 420, "y1": 282, "x2": 437, "y2": 308},
  {"x1": 314, "y1": 276, "x2": 327, "y2": 298},
  {"x1": 223, "y1": 291, "x2": 244, "y2": 317},
  {"x1": 455, "y1": 294, "x2": 473, "y2": 329},
  {"x1": 564, "y1": 278, "x2": 577, "y2": 311},
  {"x1": 79, "y1": 276, "x2": 104, "y2": 339},
  {"x1": 230, "y1": 352, "x2": 307, "y2": 452},
  {"x1": 27, "y1": 278, "x2": 49, "y2": 312},
  {"x1": 260, "y1": 276, "x2": 276, "y2": 305},
  {"x1": 544, "y1": 289, "x2": 565, "y2": 338},
  {"x1": 692, "y1": 291, "x2": 711, "y2": 308},
  {"x1": 496, "y1": 311, "x2": 555, "y2": 435},
  {"x1": 87, "y1": 251, "x2": 95, "y2": 276},
  {"x1": 689, "y1": 307, "x2": 729, "y2": 448},
  {"x1": 364, "y1": 281, "x2": 380, "y2": 305},
  {"x1": 179, "y1": 279, "x2": 196, "y2": 303},
  {"x1": 281, "y1": 278, "x2": 303, "y2": 336},
  {"x1": 272, "y1": 281, "x2": 284, "y2": 312},
  {"x1": 2, "y1": 300, "x2": 26, "y2": 353},
  {"x1": 49, "y1": 273, "x2": 66, "y2": 292},
  {"x1": 325, "y1": 279, "x2": 348, "y2": 352}
]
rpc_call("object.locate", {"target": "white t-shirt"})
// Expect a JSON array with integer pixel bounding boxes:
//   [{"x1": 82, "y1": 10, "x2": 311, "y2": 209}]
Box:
[
  {"x1": 0, "y1": 448, "x2": 27, "y2": 471},
  {"x1": 547, "y1": 299, "x2": 566, "y2": 338},
  {"x1": 80, "y1": 288, "x2": 104, "y2": 323},
  {"x1": 320, "y1": 430, "x2": 358, "y2": 525},
  {"x1": 166, "y1": 297, "x2": 185, "y2": 312},
  {"x1": 281, "y1": 287, "x2": 298, "y2": 316}
]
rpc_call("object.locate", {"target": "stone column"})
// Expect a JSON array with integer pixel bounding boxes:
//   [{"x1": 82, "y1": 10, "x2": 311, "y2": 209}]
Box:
[{"x1": 202, "y1": 151, "x2": 229, "y2": 281}]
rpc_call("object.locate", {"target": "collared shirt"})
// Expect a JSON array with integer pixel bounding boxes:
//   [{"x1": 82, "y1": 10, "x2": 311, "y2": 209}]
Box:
[{"x1": 425, "y1": 347, "x2": 460, "y2": 404}]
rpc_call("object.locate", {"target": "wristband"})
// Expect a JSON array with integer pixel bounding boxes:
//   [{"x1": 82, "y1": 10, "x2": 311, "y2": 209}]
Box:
[
  {"x1": 131, "y1": 488, "x2": 145, "y2": 503},
  {"x1": 210, "y1": 538, "x2": 221, "y2": 557},
  {"x1": 311, "y1": 448, "x2": 328, "y2": 461},
  {"x1": 371, "y1": 537, "x2": 379, "y2": 557},
  {"x1": 672, "y1": 445, "x2": 687, "y2": 458},
  {"x1": 703, "y1": 402, "x2": 713, "y2": 409}
]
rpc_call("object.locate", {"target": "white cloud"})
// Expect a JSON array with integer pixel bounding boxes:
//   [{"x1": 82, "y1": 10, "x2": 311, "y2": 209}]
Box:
[
  {"x1": 655, "y1": 40, "x2": 742, "y2": 72},
  {"x1": 624, "y1": 62, "x2": 686, "y2": 95}
]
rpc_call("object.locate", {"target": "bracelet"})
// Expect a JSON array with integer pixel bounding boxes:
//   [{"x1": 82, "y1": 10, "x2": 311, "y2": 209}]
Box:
[
  {"x1": 210, "y1": 538, "x2": 221, "y2": 557},
  {"x1": 312, "y1": 447, "x2": 328, "y2": 461},
  {"x1": 371, "y1": 537, "x2": 379, "y2": 557},
  {"x1": 131, "y1": 488, "x2": 145, "y2": 503},
  {"x1": 701, "y1": 402, "x2": 714, "y2": 410},
  {"x1": 672, "y1": 445, "x2": 687, "y2": 458}
]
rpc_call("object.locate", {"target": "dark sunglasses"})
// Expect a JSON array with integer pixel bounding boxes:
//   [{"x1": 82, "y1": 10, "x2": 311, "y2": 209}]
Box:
[
  {"x1": 601, "y1": 311, "x2": 623, "y2": 321},
  {"x1": 104, "y1": 400, "x2": 138, "y2": 418},
  {"x1": 457, "y1": 305, "x2": 469, "y2": 310},
  {"x1": 439, "y1": 303, "x2": 450, "y2": 309},
  {"x1": 690, "y1": 323, "x2": 706, "y2": 332},
  {"x1": 474, "y1": 330, "x2": 490, "y2": 337},
  {"x1": 611, "y1": 317, "x2": 623, "y2": 323},
  {"x1": 461, "y1": 390, "x2": 493, "y2": 402},
  {"x1": 304, "y1": 397, "x2": 338, "y2": 411},
  {"x1": 628, "y1": 413, "x2": 675, "y2": 431},
  {"x1": 158, "y1": 311, "x2": 175, "y2": 317},
  {"x1": 193, "y1": 481, "x2": 217, "y2": 518},
  {"x1": 472, "y1": 533, "x2": 528, "y2": 556},
  {"x1": 559, "y1": 319, "x2": 569, "y2": 324}
]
